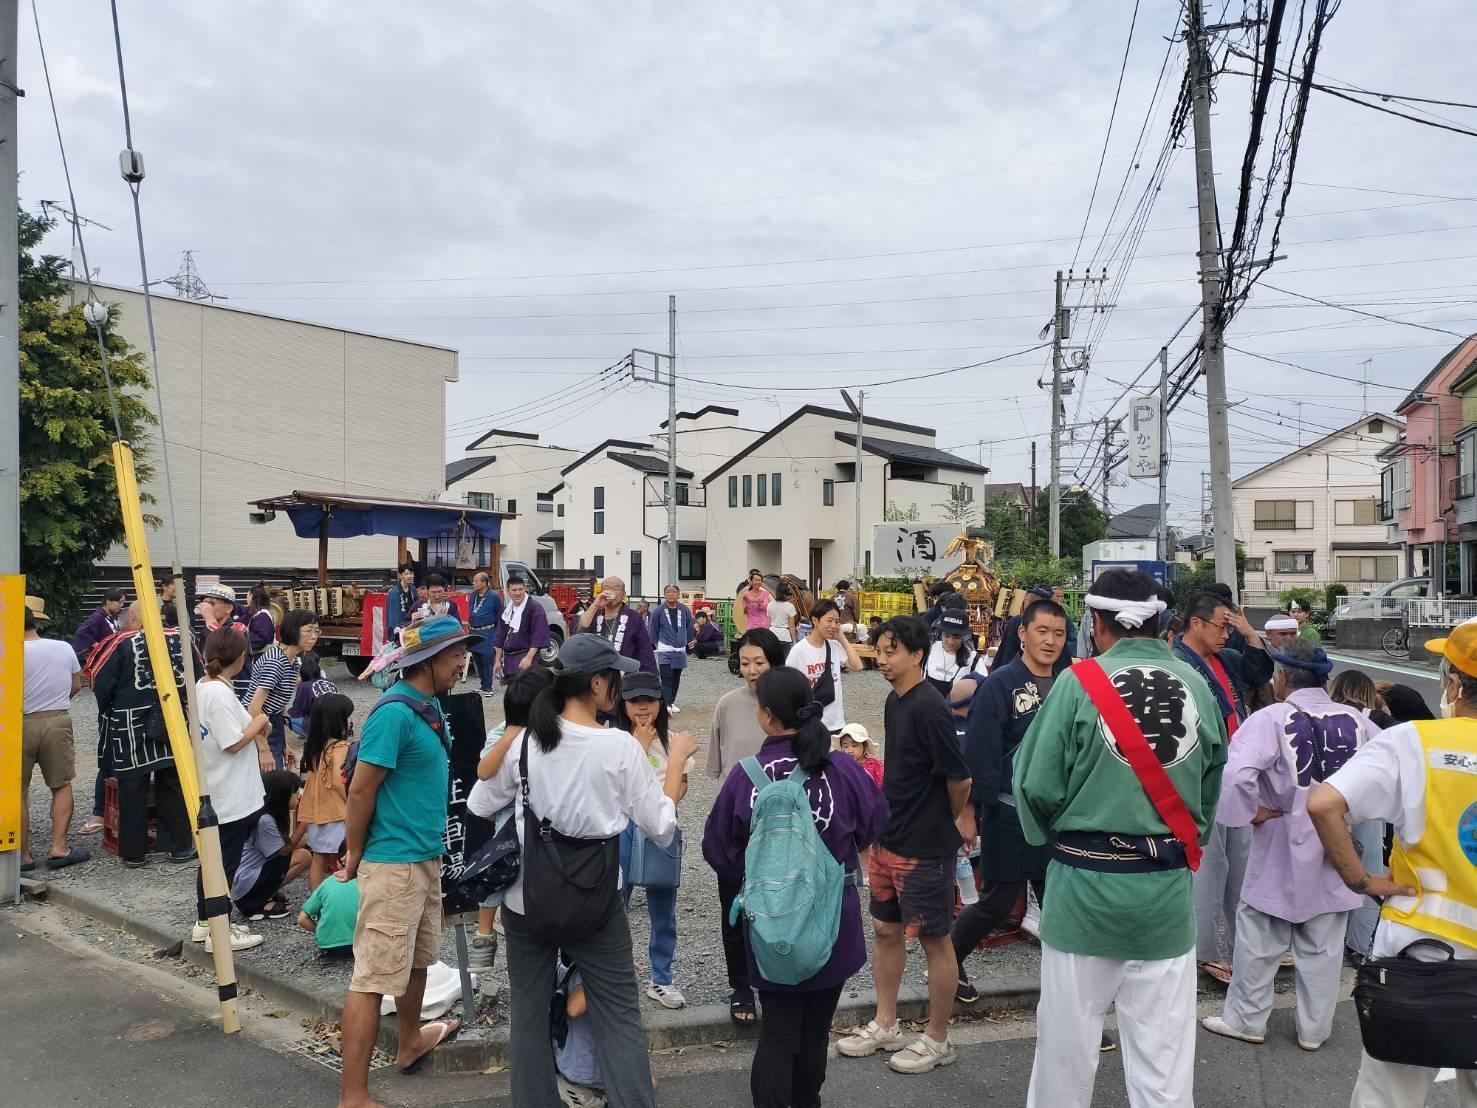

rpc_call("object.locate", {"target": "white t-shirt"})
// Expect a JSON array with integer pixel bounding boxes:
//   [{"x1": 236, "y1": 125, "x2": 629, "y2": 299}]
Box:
[
  {"x1": 767, "y1": 601, "x2": 797, "y2": 642},
  {"x1": 924, "y1": 641, "x2": 985, "y2": 687},
  {"x1": 196, "y1": 677, "x2": 267, "y2": 824},
  {"x1": 1327, "y1": 720, "x2": 1477, "y2": 961},
  {"x1": 23, "y1": 638, "x2": 79, "y2": 713},
  {"x1": 786, "y1": 637, "x2": 845, "y2": 733},
  {"x1": 467, "y1": 719, "x2": 678, "y2": 916},
  {"x1": 637, "y1": 734, "x2": 696, "y2": 781}
]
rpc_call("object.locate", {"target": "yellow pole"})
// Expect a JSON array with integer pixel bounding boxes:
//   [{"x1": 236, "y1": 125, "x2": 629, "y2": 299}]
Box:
[{"x1": 111, "y1": 440, "x2": 240, "y2": 1034}]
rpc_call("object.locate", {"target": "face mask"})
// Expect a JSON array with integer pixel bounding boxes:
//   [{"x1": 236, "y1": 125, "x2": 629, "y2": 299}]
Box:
[{"x1": 1441, "y1": 690, "x2": 1458, "y2": 719}]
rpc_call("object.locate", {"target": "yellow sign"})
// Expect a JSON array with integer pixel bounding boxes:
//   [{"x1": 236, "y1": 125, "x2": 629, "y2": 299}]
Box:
[{"x1": 0, "y1": 576, "x2": 23, "y2": 854}]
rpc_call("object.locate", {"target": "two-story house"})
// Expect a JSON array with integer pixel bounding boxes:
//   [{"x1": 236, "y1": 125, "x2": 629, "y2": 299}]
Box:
[
  {"x1": 443, "y1": 428, "x2": 578, "y2": 570},
  {"x1": 1442, "y1": 340, "x2": 1477, "y2": 591},
  {"x1": 1233, "y1": 414, "x2": 1402, "y2": 595},
  {"x1": 1380, "y1": 336, "x2": 1473, "y2": 589},
  {"x1": 701, "y1": 406, "x2": 988, "y2": 593}
]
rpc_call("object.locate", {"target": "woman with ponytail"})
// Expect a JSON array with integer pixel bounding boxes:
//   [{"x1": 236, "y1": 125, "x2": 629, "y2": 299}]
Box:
[
  {"x1": 468, "y1": 634, "x2": 698, "y2": 1108},
  {"x1": 702, "y1": 666, "x2": 888, "y2": 1108}
]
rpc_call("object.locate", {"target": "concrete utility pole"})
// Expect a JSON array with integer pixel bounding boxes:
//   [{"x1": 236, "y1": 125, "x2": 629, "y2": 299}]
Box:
[
  {"x1": 1158, "y1": 346, "x2": 1171, "y2": 562},
  {"x1": 666, "y1": 295, "x2": 678, "y2": 587},
  {"x1": 1049, "y1": 270, "x2": 1065, "y2": 559},
  {"x1": 1029, "y1": 440, "x2": 1038, "y2": 539},
  {"x1": 0, "y1": 0, "x2": 19, "y2": 907},
  {"x1": 1186, "y1": 0, "x2": 1238, "y2": 599},
  {"x1": 841, "y1": 389, "x2": 865, "y2": 578}
]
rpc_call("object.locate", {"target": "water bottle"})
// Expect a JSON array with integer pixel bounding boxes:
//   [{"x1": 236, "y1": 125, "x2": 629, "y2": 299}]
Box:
[{"x1": 955, "y1": 850, "x2": 978, "y2": 906}]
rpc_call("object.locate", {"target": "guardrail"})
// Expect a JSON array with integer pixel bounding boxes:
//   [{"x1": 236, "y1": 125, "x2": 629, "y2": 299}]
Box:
[{"x1": 1406, "y1": 598, "x2": 1477, "y2": 628}]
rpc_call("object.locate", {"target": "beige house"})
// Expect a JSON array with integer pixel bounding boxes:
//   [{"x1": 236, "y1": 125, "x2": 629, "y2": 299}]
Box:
[
  {"x1": 88, "y1": 283, "x2": 457, "y2": 572},
  {"x1": 444, "y1": 429, "x2": 578, "y2": 570}
]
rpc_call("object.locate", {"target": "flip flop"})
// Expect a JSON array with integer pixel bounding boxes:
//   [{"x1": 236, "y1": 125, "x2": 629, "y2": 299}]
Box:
[
  {"x1": 79, "y1": 819, "x2": 105, "y2": 835},
  {"x1": 19, "y1": 860, "x2": 35, "y2": 873},
  {"x1": 1199, "y1": 961, "x2": 1233, "y2": 985},
  {"x1": 45, "y1": 847, "x2": 91, "y2": 870},
  {"x1": 397, "y1": 1017, "x2": 461, "y2": 1074},
  {"x1": 730, "y1": 990, "x2": 757, "y2": 1025}
]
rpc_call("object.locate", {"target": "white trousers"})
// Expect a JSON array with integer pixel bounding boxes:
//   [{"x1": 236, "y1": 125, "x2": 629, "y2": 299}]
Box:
[
  {"x1": 1195, "y1": 821, "x2": 1251, "y2": 964},
  {"x1": 1351, "y1": 1054, "x2": 1477, "y2": 1108},
  {"x1": 1027, "y1": 942, "x2": 1198, "y2": 1108},
  {"x1": 1221, "y1": 902, "x2": 1347, "y2": 1046}
]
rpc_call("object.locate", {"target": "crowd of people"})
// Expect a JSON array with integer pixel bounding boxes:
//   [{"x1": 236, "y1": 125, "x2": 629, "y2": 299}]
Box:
[{"x1": 16, "y1": 564, "x2": 1477, "y2": 1108}]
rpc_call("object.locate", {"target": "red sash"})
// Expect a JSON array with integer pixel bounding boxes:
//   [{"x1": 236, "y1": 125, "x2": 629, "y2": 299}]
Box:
[{"x1": 1074, "y1": 659, "x2": 1204, "y2": 872}]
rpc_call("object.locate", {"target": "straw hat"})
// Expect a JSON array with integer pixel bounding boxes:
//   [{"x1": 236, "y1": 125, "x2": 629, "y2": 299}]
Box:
[{"x1": 24, "y1": 595, "x2": 49, "y2": 622}]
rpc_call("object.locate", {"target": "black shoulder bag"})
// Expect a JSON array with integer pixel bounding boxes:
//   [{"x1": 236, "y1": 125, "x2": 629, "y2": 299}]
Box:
[
  {"x1": 810, "y1": 641, "x2": 836, "y2": 708},
  {"x1": 1354, "y1": 937, "x2": 1477, "y2": 1069},
  {"x1": 517, "y1": 732, "x2": 620, "y2": 941}
]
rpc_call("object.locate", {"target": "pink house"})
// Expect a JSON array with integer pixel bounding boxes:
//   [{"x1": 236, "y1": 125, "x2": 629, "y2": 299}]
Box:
[{"x1": 1380, "y1": 335, "x2": 1475, "y2": 589}]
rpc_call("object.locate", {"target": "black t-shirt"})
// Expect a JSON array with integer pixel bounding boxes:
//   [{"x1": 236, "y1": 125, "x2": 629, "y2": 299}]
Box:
[{"x1": 880, "y1": 680, "x2": 971, "y2": 858}]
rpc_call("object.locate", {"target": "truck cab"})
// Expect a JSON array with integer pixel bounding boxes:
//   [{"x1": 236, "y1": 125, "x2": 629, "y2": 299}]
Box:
[{"x1": 502, "y1": 560, "x2": 568, "y2": 664}]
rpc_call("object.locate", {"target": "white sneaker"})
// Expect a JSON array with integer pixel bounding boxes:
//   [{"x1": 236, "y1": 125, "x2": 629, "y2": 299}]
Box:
[
  {"x1": 205, "y1": 923, "x2": 263, "y2": 953},
  {"x1": 556, "y1": 1073, "x2": 608, "y2": 1108},
  {"x1": 190, "y1": 921, "x2": 208, "y2": 943},
  {"x1": 836, "y1": 1020, "x2": 907, "y2": 1057},
  {"x1": 1200, "y1": 1015, "x2": 1265, "y2": 1044},
  {"x1": 646, "y1": 982, "x2": 685, "y2": 1009},
  {"x1": 888, "y1": 1034, "x2": 956, "y2": 1074},
  {"x1": 668, "y1": 704, "x2": 681, "y2": 715}
]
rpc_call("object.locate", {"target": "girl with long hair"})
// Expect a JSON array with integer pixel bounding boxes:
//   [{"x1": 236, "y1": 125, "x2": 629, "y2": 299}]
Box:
[{"x1": 297, "y1": 692, "x2": 355, "y2": 889}]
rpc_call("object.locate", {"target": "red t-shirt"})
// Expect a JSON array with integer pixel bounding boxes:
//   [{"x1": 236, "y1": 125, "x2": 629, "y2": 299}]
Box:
[{"x1": 1206, "y1": 655, "x2": 1239, "y2": 739}]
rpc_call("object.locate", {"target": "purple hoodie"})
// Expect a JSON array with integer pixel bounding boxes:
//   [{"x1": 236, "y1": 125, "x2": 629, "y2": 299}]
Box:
[{"x1": 703, "y1": 733, "x2": 889, "y2": 992}]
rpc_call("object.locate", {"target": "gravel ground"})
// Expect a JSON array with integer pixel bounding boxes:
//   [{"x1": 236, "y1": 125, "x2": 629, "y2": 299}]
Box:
[{"x1": 23, "y1": 655, "x2": 1054, "y2": 1017}]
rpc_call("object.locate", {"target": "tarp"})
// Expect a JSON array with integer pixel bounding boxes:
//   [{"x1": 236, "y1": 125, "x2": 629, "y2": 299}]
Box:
[{"x1": 283, "y1": 503, "x2": 503, "y2": 542}]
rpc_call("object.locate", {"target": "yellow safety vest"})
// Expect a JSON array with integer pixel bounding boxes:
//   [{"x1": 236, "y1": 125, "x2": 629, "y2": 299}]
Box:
[{"x1": 1383, "y1": 718, "x2": 1477, "y2": 949}]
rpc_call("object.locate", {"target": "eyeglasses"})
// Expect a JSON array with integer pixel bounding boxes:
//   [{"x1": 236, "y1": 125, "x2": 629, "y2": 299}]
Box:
[{"x1": 1202, "y1": 620, "x2": 1232, "y2": 634}]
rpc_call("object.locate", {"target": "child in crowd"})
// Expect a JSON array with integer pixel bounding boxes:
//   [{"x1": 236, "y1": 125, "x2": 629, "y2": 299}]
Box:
[
  {"x1": 468, "y1": 668, "x2": 555, "y2": 976},
  {"x1": 295, "y1": 692, "x2": 354, "y2": 889},
  {"x1": 233, "y1": 770, "x2": 311, "y2": 921},
  {"x1": 553, "y1": 956, "x2": 605, "y2": 1108},
  {"x1": 297, "y1": 869, "x2": 359, "y2": 957},
  {"x1": 836, "y1": 723, "x2": 884, "y2": 788},
  {"x1": 287, "y1": 651, "x2": 338, "y2": 737}
]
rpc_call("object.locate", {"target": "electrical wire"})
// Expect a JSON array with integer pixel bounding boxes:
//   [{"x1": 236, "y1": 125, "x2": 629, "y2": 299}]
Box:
[{"x1": 1069, "y1": 0, "x2": 1141, "y2": 271}]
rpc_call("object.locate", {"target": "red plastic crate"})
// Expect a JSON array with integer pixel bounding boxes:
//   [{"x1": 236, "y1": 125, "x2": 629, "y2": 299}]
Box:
[{"x1": 100, "y1": 776, "x2": 158, "y2": 857}]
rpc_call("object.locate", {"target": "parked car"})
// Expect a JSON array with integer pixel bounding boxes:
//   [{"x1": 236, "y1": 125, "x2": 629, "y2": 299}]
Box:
[
  {"x1": 1326, "y1": 577, "x2": 1432, "y2": 642},
  {"x1": 500, "y1": 560, "x2": 568, "y2": 664}
]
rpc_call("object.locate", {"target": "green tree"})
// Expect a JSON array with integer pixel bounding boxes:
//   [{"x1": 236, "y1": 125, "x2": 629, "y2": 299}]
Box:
[
  {"x1": 884, "y1": 500, "x2": 920, "y2": 522},
  {"x1": 19, "y1": 209, "x2": 154, "y2": 629},
  {"x1": 980, "y1": 495, "x2": 1033, "y2": 560},
  {"x1": 1031, "y1": 487, "x2": 1108, "y2": 565},
  {"x1": 934, "y1": 483, "x2": 976, "y2": 527}
]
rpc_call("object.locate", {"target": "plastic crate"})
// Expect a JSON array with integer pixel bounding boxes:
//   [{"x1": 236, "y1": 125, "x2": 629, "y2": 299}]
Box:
[
  {"x1": 712, "y1": 599, "x2": 737, "y2": 646},
  {"x1": 100, "y1": 776, "x2": 158, "y2": 857}
]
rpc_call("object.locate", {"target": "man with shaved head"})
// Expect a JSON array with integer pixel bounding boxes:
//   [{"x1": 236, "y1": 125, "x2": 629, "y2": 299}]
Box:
[{"x1": 577, "y1": 575, "x2": 657, "y2": 675}]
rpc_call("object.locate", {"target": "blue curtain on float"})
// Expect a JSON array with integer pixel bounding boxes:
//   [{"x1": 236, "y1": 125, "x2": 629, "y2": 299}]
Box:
[{"x1": 282, "y1": 504, "x2": 503, "y2": 542}]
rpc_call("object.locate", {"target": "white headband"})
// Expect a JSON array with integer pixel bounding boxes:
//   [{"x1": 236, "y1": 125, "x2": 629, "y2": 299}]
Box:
[
  {"x1": 1085, "y1": 593, "x2": 1168, "y2": 629},
  {"x1": 1264, "y1": 616, "x2": 1298, "y2": 632}
]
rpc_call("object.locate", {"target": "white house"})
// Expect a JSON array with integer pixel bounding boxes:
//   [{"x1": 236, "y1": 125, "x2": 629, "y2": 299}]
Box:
[
  {"x1": 702, "y1": 406, "x2": 989, "y2": 593},
  {"x1": 1232, "y1": 413, "x2": 1404, "y2": 595},
  {"x1": 443, "y1": 428, "x2": 578, "y2": 570},
  {"x1": 89, "y1": 283, "x2": 456, "y2": 572}
]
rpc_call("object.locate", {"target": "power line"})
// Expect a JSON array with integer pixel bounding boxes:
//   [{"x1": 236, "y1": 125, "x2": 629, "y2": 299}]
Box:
[{"x1": 1069, "y1": 0, "x2": 1141, "y2": 271}]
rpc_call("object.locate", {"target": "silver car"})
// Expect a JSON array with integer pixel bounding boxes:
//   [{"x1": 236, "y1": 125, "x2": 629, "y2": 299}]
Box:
[{"x1": 1326, "y1": 577, "x2": 1431, "y2": 640}]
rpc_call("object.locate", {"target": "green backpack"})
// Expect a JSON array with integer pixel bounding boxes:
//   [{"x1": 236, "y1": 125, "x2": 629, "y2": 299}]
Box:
[{"x1": 729, "y1": 756, "x2": 846, "y2": 985}]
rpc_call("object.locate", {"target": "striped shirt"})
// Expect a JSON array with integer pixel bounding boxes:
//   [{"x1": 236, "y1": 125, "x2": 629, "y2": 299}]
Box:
[{"x1": 246, "y1": 645, "x2": 299, "y2": 715}]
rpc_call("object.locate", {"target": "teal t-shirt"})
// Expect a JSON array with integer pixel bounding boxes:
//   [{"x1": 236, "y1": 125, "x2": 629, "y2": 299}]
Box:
[
  {"x1": 301, "y1": 877, "x2": 360, "y2": 950},
  {"x1": 357, "y1": 681, "x2": 450, "y2": 863}
]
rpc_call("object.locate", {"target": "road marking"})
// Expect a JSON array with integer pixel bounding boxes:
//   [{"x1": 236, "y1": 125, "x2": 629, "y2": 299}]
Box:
[
  {"x1": 1325, "y1": 651, "x2": 1437, "y2": 682},
  {"x1": 1438, "y1": 1068, "x2": 1456, "y2": 1082}
]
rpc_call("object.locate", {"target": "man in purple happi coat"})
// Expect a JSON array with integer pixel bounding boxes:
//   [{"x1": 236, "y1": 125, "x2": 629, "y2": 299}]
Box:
[
  {"x1": 577, "y1": 575, "x2": 657, "y2": 676},
  {"x1": 1201, "y1": 637, "x2": 1379, "y2": 1052},
  {"x1": 72, "y1": 589, "x2": 125, "y2": 666}
]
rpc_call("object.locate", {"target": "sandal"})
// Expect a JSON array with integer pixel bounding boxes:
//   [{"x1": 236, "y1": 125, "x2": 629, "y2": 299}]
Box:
[
  {"x1": 1199, "y1": 960, "x2": 1233, "y2": 985},
  {"x1": 247, "y1": 898, "x2": 291, "y2": 922},
  {"x1": 730, "y1": 989, "x2": 757, "y2": 1025},
  {"x1": 79, "y1": 819, "x2": 105, "y2": 835},
  {"x1": 397, "y1": 1017, "x2": 462, "y2": 1074}
]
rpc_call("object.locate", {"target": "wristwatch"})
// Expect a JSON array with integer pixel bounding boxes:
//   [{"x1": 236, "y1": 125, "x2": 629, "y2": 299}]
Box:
[{"x1": 1347, "y1": 873, "x2": 1373, "y2": 893}]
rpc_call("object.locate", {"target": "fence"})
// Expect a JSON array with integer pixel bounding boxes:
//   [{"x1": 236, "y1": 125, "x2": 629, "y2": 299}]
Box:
[{"x1": 1406, "y1": 598, "x2": 1477, "y2": 628}]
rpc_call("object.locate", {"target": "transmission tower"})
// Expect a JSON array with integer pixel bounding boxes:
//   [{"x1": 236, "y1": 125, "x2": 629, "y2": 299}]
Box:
[{"x1": 163, "y1": 250, "x2": 224, "y2": 301}]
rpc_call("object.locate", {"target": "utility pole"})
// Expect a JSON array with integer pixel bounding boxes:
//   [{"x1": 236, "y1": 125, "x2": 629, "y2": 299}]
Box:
[
  {"x1": 1158, "y1": 346, "x2": 1171, "y2": 562},
  {"x1": 841, "y1": 389, "x2": 866, "y2": 578},
  {"x1": 1029, "y1": 440, "x2": 1038, "y2": 540},
  {"x1": 1049, "y1": 270, "x2": 1065, "y2": 560},
  {"x1": 0, "y1": 0, "x2": 19, "y2": 907},
  {"x1": 1187, "y1": 0, "x2": 1238, "y2": 599},
  {"x1": 666, "y1": 295, "x2": 678, "y2": 588}
]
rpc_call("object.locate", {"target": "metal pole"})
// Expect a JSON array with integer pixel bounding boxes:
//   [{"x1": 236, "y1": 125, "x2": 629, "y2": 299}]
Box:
[
  {"x1": 453, "y1": 922, "x2": 479, "y2": 1021},
  {"x1": 1158, "y1": 346, "x2": 1170, "y2": 562},
  {"x1": 0, "y1": 0, "x2": 19, "y2": 907},
  {"x1": 1029, "y1": 440, "x2": 1038, "y2": 540},
  {"x1": 1049, "y1": 270, "x2": 1064, "y2": 560},
  {"x1": 1186, "y1": 1, "x2": 1238, "y2": 600},
  {"x1": 853, "y1": 390, "x2": 865, "y2": 577},
  {"x1": 666, "y1": 296, "x2": 678, "y2": 588}
]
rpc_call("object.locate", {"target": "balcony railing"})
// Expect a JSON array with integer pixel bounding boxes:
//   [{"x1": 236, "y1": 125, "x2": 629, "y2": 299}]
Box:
[{"x1": 1453, "y1": 473, "x2": 1476, "y2": 501}]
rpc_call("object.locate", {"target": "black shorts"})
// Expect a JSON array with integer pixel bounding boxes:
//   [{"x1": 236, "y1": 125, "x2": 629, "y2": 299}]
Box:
[{"x1": 867, "y1": 847, "x2": 954, "y2": 939}]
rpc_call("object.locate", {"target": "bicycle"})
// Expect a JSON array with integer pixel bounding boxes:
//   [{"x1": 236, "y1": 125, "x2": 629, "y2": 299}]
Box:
[{"x1": 1381, "y1": 618, "x2": 1410, "y2": 659}]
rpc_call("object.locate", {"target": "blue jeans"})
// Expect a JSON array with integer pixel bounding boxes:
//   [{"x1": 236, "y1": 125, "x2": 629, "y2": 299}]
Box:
[
  {"x1": 658, "y1": 661, "x2": 682, "y2": 707},
  {"x1": 1345, "y1": 819, "x2": 1385, "y2": 956},
  {"x1": 267, "y1": 713, "x2": 287, "y2": 772},
  {"x1": 619, "y1": 823, "x2": 679, "y2": 987},
  {"x1": 471, "y1": 649, "x2": 497, "y2": 693}
]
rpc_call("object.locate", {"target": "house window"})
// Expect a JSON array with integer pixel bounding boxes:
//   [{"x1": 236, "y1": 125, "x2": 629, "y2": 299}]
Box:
[
  {"x1": 593, "y1": 486, "x2": 605, "y2": 510},
  {"x1": 771, "y1": 473, "x2": 781, "y2": 506},
  {"x1": 1334, "y1": 498, "x2": 1380, "y2": 526},
  {"x1": 1395, "y1": 456, "x2": 1412, "y2": 509},
  {"x1": 537, "y1": 501, "x2": 554, "y2": 513},
  {"x1": 742, "y1": 475, "x2": 752, "y2": 507},
  {"x1": 1459, "y1": 436, "x2": 1476, "y2": 498},
  {"x1": 1245, "y1": 557, "x2": 1265, "y2": 572},
  {"x1": 536, "y1": 550, "x2": 553, "y2": 570},
  {"x1": 557, "y1": 503, "x2": 565, "y2": 517},
  {"x1": 823, "y1": 479, "x2": 835, "y2": 507},
  {"x1": 465, "y1": 491, "x2": 496, "y2": 511},
  {"x1": 594, "y1": 511, "x2": 605, "y2": 535},
  {"x1": 1337, "y1": 555, "x2": 1400, "y2": 582},
  {"x1": 593, "y1": 555, "x2": 604, "y2": 577},
  {"x1": 1253, "y1": 499, "x2": 1311, "y2": 531},
  {"x1": 1379, "y1": 467, "x2": 1394, "y2": 520},
  {"x1": 630, "y1": 550, "x2": 642, "y2": 597},
  {"x1": 757, "y1": 473, "x2": 767, "y2": 507},
  {"x1": 1274, "y1": 551, "x2": 1314, "y2": 574},
  {"x1": 678, "y1": 543, "x2": 706, "y2": 581},
  {"x1": 677, "y1": 482, "x2": 689, "y2": 506},
  {"x1": 728, "y1": 475, "x2": 738, "y2": 508}
]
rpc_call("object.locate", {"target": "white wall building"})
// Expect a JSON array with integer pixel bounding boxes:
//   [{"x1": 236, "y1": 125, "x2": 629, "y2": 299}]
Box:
[
  {"x1": 1233, "y1": 414, "x2": 1404, "y2": 595},
  {"x1": 443, "y1": 428, "x2": 578, "y2": 570},
  {"x1": 91, "y1": 283, "x2": 457, "y2": 571},
  {"x1": 702, "y1": 406, "x2": 988, "y2": 594}
]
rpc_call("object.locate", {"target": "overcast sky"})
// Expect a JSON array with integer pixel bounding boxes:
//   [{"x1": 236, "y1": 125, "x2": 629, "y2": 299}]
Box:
[{"x1": 20, "y1": 1, "x2": 1477, "y2": 528}]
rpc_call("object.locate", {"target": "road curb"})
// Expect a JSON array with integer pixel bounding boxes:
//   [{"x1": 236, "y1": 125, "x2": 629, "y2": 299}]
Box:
[{"x1": 37, "y1": 880, "x2": 1043, "y2": 1072}]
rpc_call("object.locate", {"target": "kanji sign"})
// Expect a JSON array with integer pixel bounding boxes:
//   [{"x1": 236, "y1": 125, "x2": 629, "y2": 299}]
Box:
[{"x1": 1128, "y1": 393, "x2": 1162, "y2": 479}]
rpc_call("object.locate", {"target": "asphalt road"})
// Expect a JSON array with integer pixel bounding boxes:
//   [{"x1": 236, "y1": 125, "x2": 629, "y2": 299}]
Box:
[{"x1": 1327, "y1": 649, "x2": 1441, "y2": 714}]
